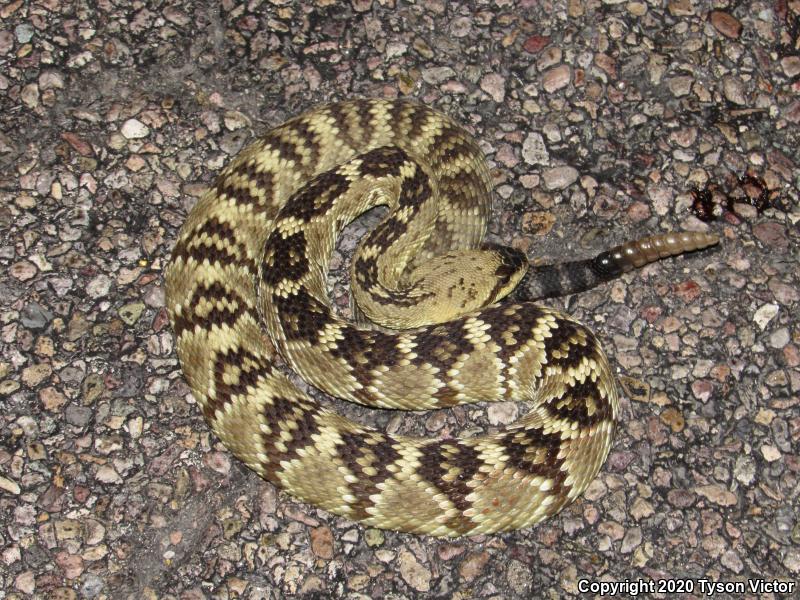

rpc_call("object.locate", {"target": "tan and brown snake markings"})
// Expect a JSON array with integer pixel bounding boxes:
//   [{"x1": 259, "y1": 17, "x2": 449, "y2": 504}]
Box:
[{"x1": 165, "y1": 99, "x2": 718, "y2": 536}]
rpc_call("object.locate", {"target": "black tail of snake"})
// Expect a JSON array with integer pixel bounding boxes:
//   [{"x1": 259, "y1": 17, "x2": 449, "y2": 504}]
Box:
[{"x1": 165, "y1": 99, "x2": 718, "y2": 536}]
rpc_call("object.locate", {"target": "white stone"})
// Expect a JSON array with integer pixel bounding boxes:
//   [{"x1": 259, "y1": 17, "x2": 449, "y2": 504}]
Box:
[
  {"x1": 753, "y1": 303, "x2": 778, "y2": 330},
  {"x1": 761, "y1": 444, "x2": 781, "y2": 462},
  {"x1": 121, "y1": 118, "x2": 150, "y2": 139},
  {"x1": 95, "y1": 465, "x2": 122, "y2": 484},
  {"x1": 522, "y1": 132, "x2": 549, "y2": 166}
]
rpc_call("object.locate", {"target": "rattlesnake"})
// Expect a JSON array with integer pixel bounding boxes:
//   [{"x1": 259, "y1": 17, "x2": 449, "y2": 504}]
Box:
[{"x1": 165, "y1": 99, "x2": 718, "y2": 536}]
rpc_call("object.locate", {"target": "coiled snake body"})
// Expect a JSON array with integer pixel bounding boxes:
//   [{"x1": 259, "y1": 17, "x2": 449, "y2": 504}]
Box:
[{"x1": 165, "y1": 99, "x2": 717, "y2": 536}]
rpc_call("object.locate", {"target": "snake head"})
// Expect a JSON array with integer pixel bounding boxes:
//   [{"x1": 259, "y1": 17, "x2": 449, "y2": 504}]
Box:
[{"x1": 484, "y1": 244, "x2": 529, "y2": 304}]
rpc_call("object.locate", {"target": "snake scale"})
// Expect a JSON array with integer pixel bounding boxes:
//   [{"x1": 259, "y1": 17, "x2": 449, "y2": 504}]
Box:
[{"x1": 165, "y1": 99, "x2": 718, "y2": 536}]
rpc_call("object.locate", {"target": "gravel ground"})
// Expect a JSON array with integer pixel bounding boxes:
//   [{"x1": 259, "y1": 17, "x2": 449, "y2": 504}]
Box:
[{"x1": 1, "y1": 1, "x2": 799, "y2": 598}]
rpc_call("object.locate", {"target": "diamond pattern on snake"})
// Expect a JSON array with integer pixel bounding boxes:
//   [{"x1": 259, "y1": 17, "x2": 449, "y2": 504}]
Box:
[{"x1": 165, "y1": 99, "x2": 718, "y2": 536}]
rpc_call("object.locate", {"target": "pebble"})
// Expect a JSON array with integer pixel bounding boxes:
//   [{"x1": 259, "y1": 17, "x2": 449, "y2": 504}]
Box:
[
  {"x1": 522, "y1": 132, "x2": 549, "y2": 165},
  {"x1": 40, "y1": 387, "x2": 67, "y2": 411},
  {"x1": 691, "y1": 379, "x2": 714, "y2": 402},
  {"x1": 595, "y1": 53, "x2": 616, "y2": 78},
  {"x1": 126, "y1": 416, "x2": 143, "y2": 439},
  {"x1": 299, "y1": 576, "x2": 325, "y2": 595},
  {"x1": 86, "y1": 274, "x2": 113, "y2": 299},
  {"x1": 620, "y1": 527, "x2": 642, "y2": 553},
  {"x1": 421, "y1": 66, "x2": 455, "y2": 84},
  {"x1": 22, "y1": 363, "x2": 52, "y2": 387},
  {"x1": 120, "y1": 118, "x2": 150, "y2": 139},
  {"x1": 40, "y1": 70, "x2": 65, "y2": 90},
  {"x1": 494, "y1": 143, "x2": 517, "y2": 168},
  {"x1": 0, "y1": 30, "x2": 13, "y2": 54},
  {"x1": 164, "y1": 6, "x2": 191, "y2": 26},
  {"x1": 627, "y1": 2, "x2": 647, "y2": 16},
  {"x1": 782, "y1": 56, "x2": 800, "y2": 78},
  {"x1": 668, "y1": 0, "x2": 694, "y2": 16},
  {"x1": 437, "y1": 543, "x2": 465, "y2": 561},
  {"x1": 542, "y1": 64, "x2": 571, "y2": 93},
  {"x1": 55, "y1": 519, "x2": 82, "y2": 541},
  {"x1": 667, "y1": 75, "x2": 693, "y2": 97},
  {"x1": 118, "y1": 302, "x2": 145, "y2": 325},
  {"x1": 709, "y1": 11, "x2": 742, "y2": 39},
  {"x1": 667, "y1": 489, "x2": 696, "y2": 508},
  {"x1": 599, "y1": 521, "x2": 625, "y2": 541},
  {"x1": 364, "y1": 529, "x2": 384, "y2": 547},
  {"x1": 630, "y1": 497, "x2": 654, "y2": 520},
  {"x1": 459, "y1": 551, "x2": 490, "y2": 582},
  {"x1": 223, "y1": 111, "x2": 250, "y2": 131},
  {"x1": 15, "y1": 23, "x2": 34, "y2": 43},
  {"x1": 721, "y1": 549, "x2": 743, "y2": 573},
  {"x1": 755, "y1": 409, "x2": 774, "y2": 426},
  {"x1": 487, "y1": 401, "x2": 518, "y2": 425},
  {"x1": 542, "y1": 165, "x2": 579, "y2": 190},
  {"x1": 95, "y1": 465, "x2": 122, "y2": 484},
  {"x1": 62, "y1": 131, "x2": 93, "y2": 156},
  {"x1": 769, "y1": 327, "x2": 789, "y2": 349},
  {"x1": 0, "y1": 476, "x2": 21, "y2": 495},
  {"x1": 761, "y1": 444, "x2": 781, "y2": 462},
  {"x1": 21, "y1": 83, "x2": 39, "y2": 109},
  {"x1": 784, "y1": 548, "x2": 800, "y2": 573},
  {"x1": 398, "y1": 549, "x2": 431, "y2": 592},
  {"x1": 753, "y1": 303, "x2": 779, "y2": 330},
  {"x1": 537, "y1": 47, "x2": 562, "y2": 70},
  {"x1": 506, "y1": 559, "x2": 532, "y2": 593},
  {"x1": 480, "y1": 73, "x2": 506, "y2": 102},
  {"x1": 20, "y1": 302, "x2": 54, "y2": 330},
  {"x1": 669, "y1": 126, "x2": 697, "y2": 148},
  {"x1": 769, "y1": 278, "x2": 799, "y2": 303},
  {"x1": 0, "y1": 379, "x2": 21, "y2": 395},
  {"x1": 55, "y1": 552, "x2": 84, "y2": 579},
  {"x1": 310, "y1": 526, "x2": 334, "y2": 559},
  {"x1": 734, "y1": 455, "x2": 756, "y2": 485},
  {"x1": 143, "y1": 283, "x2": 165, "y2": 308},
  {"x1": 721, "y1": 76, "x2": 747, "y2": 105},
  {"x1": 65, "y1": 405, "x2": 93, "y2": 427},
  {"x1": 695, "y1": 484, "x2": 737, "y2": 507},
  {"x1": 752, "y1": 221, "x2": 789, "y2": 250},
  {"x1": 15, "y1": 571, "x2": 35, "y2": 594},
  {"x1": 523, "y1": 35, "x2": 550, "y2": 53},
  {"x1": 385, "y1": 41, "x2": 407, "y2": 58},
  {"x1": 80, "y1": 573, "x2": 105, "y2": 598},
  {"x1": 204, "y1": 451, "x2": 231, "y2": 475},
  {"x1": 10, "y1": 260, "x2": 38, "y2": 281},
  {"x1": 660, "y1": 407, "x2": 685, "y2": 432},
  {"x1": 449, "y1": 16, "x2": 472, "y2": 38},
  {"x1": 85, "y1": 519, "x2": 105, "y2": 545}
]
